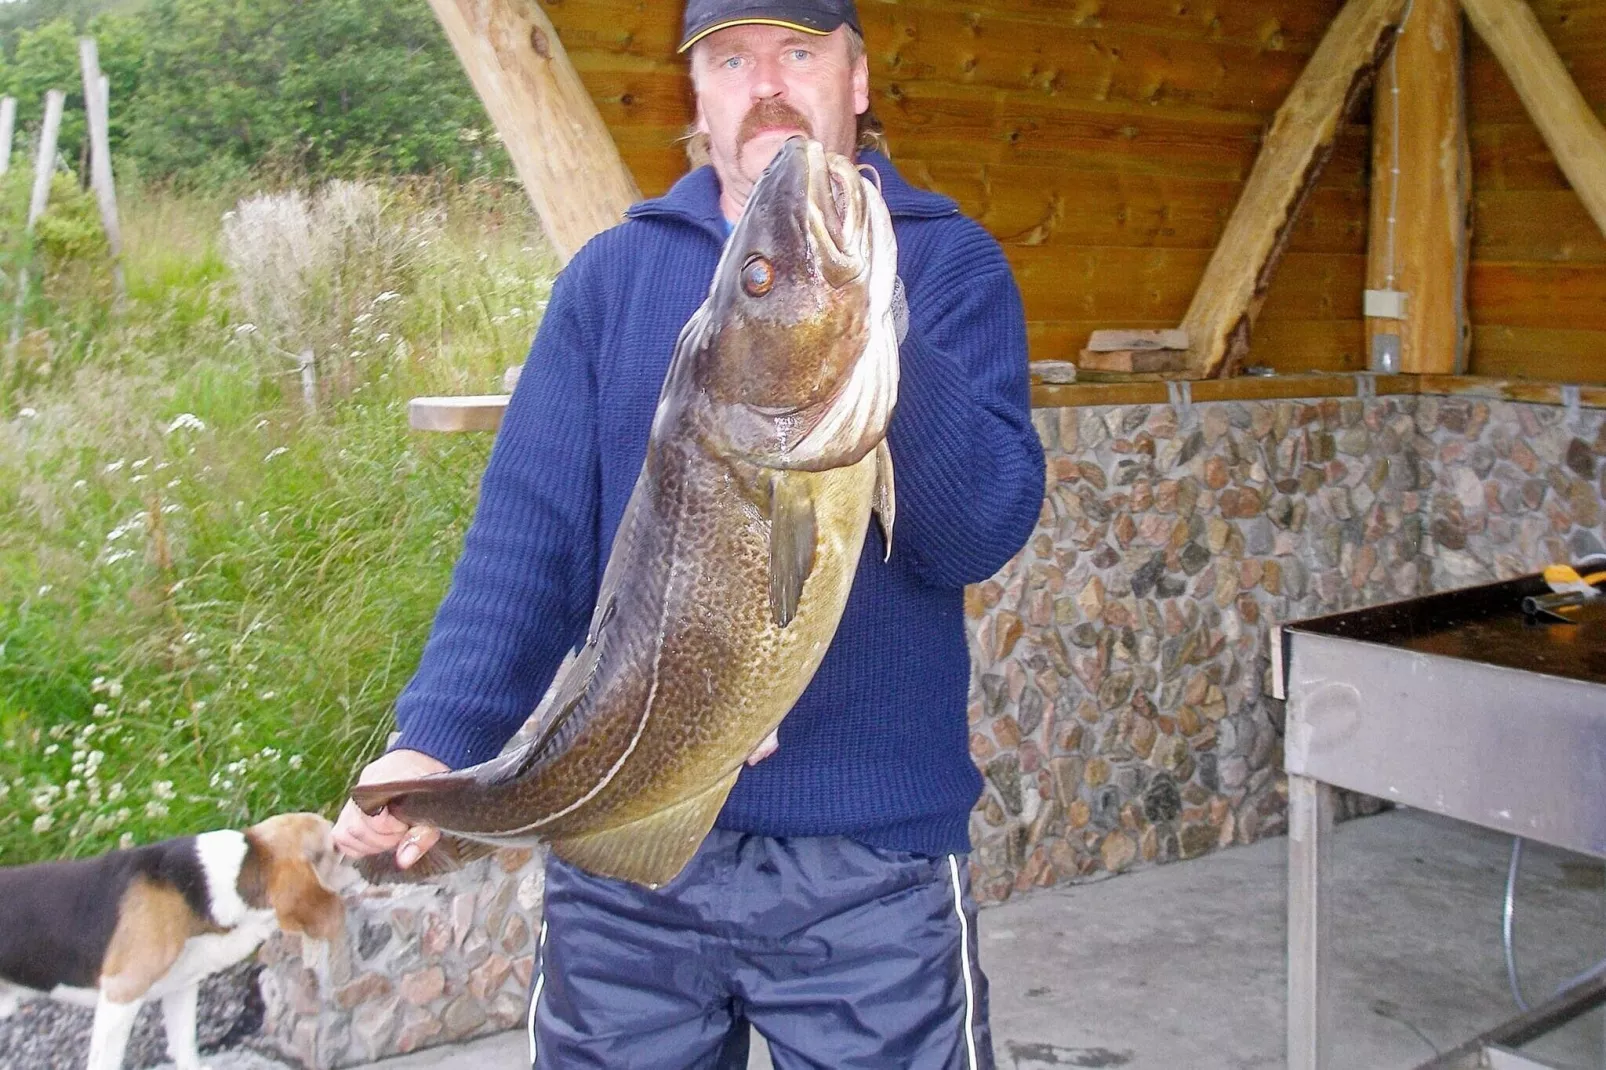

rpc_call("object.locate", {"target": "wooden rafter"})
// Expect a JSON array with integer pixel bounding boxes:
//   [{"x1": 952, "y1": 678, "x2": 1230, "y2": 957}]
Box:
[
  {"x1": 1179, "y1": 0, "x2": 1411, "y2": 378},
  {"x1": 1461, "y1": 0, "x2": 1606, "y2": 241},
  {"x1": 427, "y1": 0, "x2": 641, "y2": 263}
]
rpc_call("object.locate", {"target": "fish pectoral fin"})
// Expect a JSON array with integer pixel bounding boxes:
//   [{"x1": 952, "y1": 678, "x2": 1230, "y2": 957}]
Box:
[
  {"x1": 548, "y1": 770, "x2": 740, "y2": 889},
  {"x1": 353, "y1": 835, "x2": 498, "y2": 885},
  {"x1": 873, "y1": 439, "x2": 896, "y2": 561},
  {"x1": 767, "y1": 473, "x2": 817, "y2": 628}
]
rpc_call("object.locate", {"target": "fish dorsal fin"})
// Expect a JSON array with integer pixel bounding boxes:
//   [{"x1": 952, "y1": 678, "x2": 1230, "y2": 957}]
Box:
[
  {"x1": 547, "y1": 769, "x2": 740, "y2": 888},
  {"x1": 767, "y1": 473, "x2": 816, "y2": 628},
  {"x1": 873, "y1": 439, "x2": 896, "y2": 561}
]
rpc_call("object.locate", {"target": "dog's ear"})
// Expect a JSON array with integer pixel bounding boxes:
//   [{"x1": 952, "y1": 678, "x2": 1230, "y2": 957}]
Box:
[
  {"x1": 248, "y1": 815, "x2": 347, "y2": 942},
  {"x1": 273, "y1": 863, "x2": 345, "y2": 942}
]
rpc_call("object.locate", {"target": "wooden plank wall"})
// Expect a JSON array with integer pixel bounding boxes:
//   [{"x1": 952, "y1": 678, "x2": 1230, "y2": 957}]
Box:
[{"x1": 541, "y1": 0, "x2": 1606, "y2": 384}]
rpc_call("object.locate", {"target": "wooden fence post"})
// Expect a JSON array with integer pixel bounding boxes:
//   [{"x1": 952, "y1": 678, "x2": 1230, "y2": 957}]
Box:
[
  {"x1": 79, "y1": 38, "x2": 124, "y2": 298},
  {"x1": 0, "y1": 97, "x2": 16, "y2": 177},
  {"x1": 8, "y1": 89, "x2": 64, "y2": 353}
]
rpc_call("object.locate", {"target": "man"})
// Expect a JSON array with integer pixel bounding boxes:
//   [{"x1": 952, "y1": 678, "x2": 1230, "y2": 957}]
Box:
[{"x1": 333, "y1": 1, "x2": 1045, "y2": 1065}]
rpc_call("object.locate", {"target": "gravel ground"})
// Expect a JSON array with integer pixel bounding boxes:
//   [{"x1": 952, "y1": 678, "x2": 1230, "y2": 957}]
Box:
[{"x1": 0, "y1": 963, "x2": 290, "y2": 1070}]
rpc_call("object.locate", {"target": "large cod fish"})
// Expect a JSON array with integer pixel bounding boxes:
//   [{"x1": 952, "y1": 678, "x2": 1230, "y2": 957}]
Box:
[{"x1": 351, "y1": 138, "x2": 900, "y2": 888}]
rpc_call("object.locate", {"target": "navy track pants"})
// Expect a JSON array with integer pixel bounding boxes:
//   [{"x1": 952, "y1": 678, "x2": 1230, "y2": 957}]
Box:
[{"x1": 526, "y1": 829, "x2": 994, "y2": 1069}]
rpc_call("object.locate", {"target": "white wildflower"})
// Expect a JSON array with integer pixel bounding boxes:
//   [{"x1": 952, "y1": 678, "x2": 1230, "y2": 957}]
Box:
[
  {"x1": 234, "y1": 323, "x2": 258, "y2": 336},
  {"x1": 106, "y1": 679, "x2": 122, "y2": 699},
  {"x1": 152, "y1": 780, "x2": 175, "y2": 801},
  {"x1": 19, "y1": 407, "x2": 37, "y2": 419},
  {"x1": 92, "y1": 703, "x2": 109, "y2": 719},
  {"x1": 375, "y1": 290, "x2": 400, "y2": 303},
  {"x1": 43, "y1": 744, "x2": 59, "y2": 756},
  {"x1": 104, "y1": 459, "x2": 125, "y2": 473},
  {"x1": 32, "y1": 815, "x2": 53, "y2": 834},
  {"x1": 72, "y1": 479, "x2": 86, "y2": 490},
  {"x1": 259, "y1": 690, "x2": 277, "y2": 701},
  {"x1": 104, "y1": 549, "x2": 137, "y2": 565},
  {"x1": 132, "y1": 457, "x2": 150, "y2": 470},
  {"x1": 106, "y1": 782, "x2": 124, "y2": 803},
  {"x1": 288, "y1": 754, "x2": 304, "y2": 770},
  {"x1": 36, "y1": 584, "x2": 51, "y2": 596},
  {"x1": 118, "y1": 833, "x2": 134, "y2": 849},
  {"x1": 164, "y1": 413, "x2": 207, "y2": 435},
  {"x1": 144, "y1": 800, "x2": 169, "y2": 819},
  {"x1": 264, "y1": 447, "x2": 288, "y2": 462}
]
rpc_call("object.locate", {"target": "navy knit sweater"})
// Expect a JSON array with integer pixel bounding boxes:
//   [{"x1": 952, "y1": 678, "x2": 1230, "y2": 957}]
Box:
[{"x1": 393, "y1": 152, "x2": 1046, "y2": 858}]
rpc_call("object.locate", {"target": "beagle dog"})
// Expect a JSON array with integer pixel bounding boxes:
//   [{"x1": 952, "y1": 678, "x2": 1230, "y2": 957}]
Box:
[{"x1": 0, "y1": 812, "x2": 345, "y2": 1070}]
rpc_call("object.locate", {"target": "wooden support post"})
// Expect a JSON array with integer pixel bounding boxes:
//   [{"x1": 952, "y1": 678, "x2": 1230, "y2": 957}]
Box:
[
  {"x1": 1179, "y1": 0, "x2": 1409, "y2": 378},
  {"x1": 1462, "y1": 0, "x2": 1606, "y2": 240},
  {"x1": 0, "y1": 97, "x2": 15, "y2": 177},
  {"x1": 79, "y1": 38, "x2": 125, "y2": 298},
  {"x1": 425, "y1": 0, "x2": 640, "y2": 263},
  {"x1": 8, "y1": 89, "x2": 64, "y2": 353},
  {"x1": 1366, "y1": 0, "x2": 1470, "y2": 374}
]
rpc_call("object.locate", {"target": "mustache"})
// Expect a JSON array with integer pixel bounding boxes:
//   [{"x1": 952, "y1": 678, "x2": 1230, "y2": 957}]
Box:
[{"x1": 737, "y1": 99, "x2": 813, "y2": 149}]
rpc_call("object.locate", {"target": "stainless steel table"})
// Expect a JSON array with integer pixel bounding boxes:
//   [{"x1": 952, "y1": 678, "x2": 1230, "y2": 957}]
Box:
[{"x1": 1274, "y1": 574, "x2": 1606, "y2": 1070}]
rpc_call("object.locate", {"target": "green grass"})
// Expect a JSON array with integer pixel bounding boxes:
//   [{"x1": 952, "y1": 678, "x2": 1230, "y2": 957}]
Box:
[{"x1": 0, "y1": 173, "x2": 556, "y2": 863}]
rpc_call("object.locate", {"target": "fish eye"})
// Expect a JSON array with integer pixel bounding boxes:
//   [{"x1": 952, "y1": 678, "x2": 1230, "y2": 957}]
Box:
[{"x1": 741, "y1": 255, "x2": 774, "y2": 297}]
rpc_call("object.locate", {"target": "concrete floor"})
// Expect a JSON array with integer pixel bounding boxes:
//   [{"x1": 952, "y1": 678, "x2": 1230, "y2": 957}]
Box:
[{"x1": 338, "y1": 807, "x2": 1606, "y2": 1070}]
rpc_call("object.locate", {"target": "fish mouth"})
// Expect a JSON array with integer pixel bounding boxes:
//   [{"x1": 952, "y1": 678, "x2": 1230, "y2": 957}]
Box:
[{"x1": 801, "y1": 140, "x2": 865, "y2": 286}]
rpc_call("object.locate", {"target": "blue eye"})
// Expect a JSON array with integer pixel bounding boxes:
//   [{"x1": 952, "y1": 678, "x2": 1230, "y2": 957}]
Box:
[
  {"x1": 790, "y1": 48, "x2": 810, "y2": 61},
  {"x1": 723, "y1": 55, "x2": 742, "y2": 69}
]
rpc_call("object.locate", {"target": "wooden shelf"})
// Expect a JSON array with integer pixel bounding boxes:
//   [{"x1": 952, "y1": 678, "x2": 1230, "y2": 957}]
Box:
[{"x1": 407, "y1": 373, "x2": 1606, "y2": 434}]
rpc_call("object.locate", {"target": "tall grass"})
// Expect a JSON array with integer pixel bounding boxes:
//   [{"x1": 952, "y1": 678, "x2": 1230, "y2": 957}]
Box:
[{"x1": 0, "y1": 172, "x2": 558, "y2": 863}]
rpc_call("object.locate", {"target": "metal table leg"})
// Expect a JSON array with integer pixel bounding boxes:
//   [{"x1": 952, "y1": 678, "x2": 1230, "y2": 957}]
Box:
[{"x1": 1289, "y1": 774, "x2": 1335, "y2": 1070}]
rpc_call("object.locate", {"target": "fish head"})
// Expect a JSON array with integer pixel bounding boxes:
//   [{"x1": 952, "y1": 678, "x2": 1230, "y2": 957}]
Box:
[{"x1": 688, "y1": 136, "x2": 899, "y2": 471}]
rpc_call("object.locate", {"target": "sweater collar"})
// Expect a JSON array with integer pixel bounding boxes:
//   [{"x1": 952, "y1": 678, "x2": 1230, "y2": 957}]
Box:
[{"x1": 624, "y1": 149, "x2": 957, "y2": 243}]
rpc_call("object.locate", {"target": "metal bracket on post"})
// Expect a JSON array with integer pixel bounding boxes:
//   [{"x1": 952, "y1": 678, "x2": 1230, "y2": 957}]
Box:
[
  {"x1": 1353, "y1": 373, "x2": 1378, "y2": 400},
  {"x1": 1561, "y1": 384, "x2": 1582, "y2": 431},
  {"x1": 1167, "y1": 379, "x2": 1195, "y2": 429}
]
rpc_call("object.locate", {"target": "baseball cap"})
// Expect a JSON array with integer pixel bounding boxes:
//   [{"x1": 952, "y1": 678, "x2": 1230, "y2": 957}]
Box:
[{"x1": 678, "y1": 0, "x2": 863, "y2": 53}]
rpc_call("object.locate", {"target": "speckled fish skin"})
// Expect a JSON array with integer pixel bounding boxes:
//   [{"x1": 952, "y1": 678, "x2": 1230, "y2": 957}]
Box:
[{"x1": 351, "y1": 138, "x2": 900, "y2": 888}]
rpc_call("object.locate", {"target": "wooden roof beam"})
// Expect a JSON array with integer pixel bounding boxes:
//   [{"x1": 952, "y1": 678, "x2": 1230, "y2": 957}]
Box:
[
  {"x1": 1461, "y1": 0, "x2": 1606, "y2": 241},
  {"x1": 1179, "y1": 0, "x2": 1410, "y2": 378},
  {"x1": 427, "y1": 0, "x2": 641, "y2": 262}
]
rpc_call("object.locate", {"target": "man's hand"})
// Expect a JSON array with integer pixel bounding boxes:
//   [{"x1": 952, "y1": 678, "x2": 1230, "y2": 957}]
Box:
[
  {"x1": 746, "y1": 728, "x2": 779, "y2": 767},
  {"x1": 333, "y1": 749, "x2": 449, "y2": 870}
]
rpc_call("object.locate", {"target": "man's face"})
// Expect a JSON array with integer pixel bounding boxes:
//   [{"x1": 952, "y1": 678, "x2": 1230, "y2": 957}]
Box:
[{"x1": 690, "y1": 23, "x2": 870, "y2": 217}]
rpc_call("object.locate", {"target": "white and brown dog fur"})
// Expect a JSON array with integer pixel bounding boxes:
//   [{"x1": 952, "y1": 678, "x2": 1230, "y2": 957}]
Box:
[{"x1": 0, "y1": 813, "x2": 345, "y2": 1070}]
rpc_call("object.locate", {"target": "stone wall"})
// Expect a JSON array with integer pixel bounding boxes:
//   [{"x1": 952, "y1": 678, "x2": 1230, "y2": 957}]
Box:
[
  {"x1": 260, "y1": 393, "x2": 1606, "y2": 1066},
  {"x1": 258, "y1": 849, "x2": 543, "y2": 1068},
  {"x1": 964, "y1": 395, "x2": 1606, "y2": 901}
]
